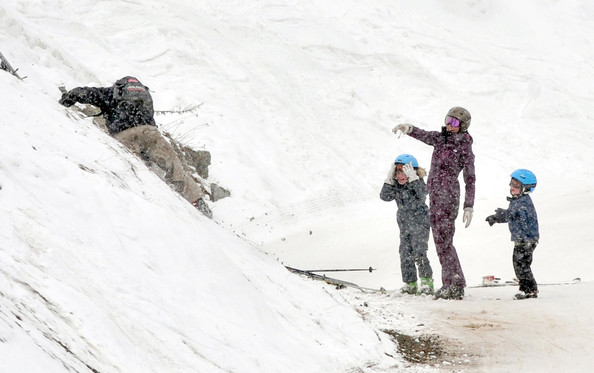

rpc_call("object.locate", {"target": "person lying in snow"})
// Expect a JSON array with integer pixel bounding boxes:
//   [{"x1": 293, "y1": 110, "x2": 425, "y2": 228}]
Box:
[
  {"x1": 380, "y1": 154, "x2": 434, "y2": 295},
  {"x1": 393, "y1": 107, "x2": 476, "y2": 300},
  {"x1": 59, "y1": 76, "x2": 212, "y2": 219},
  {"x1": 486, "y1": 169, "x2": 540, "y2": 300}
]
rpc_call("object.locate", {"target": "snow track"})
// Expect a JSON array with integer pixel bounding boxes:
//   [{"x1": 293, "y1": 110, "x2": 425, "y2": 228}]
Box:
[{"x1": 337, "y1": 281, "x2": 594, "y2": 372}]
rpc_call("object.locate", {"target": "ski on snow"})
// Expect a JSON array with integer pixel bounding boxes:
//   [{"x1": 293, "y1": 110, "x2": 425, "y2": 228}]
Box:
[
  {"x1": 469, "y1": 275, "x2": 581, "y2": 288},
  {"x1": 284, "y1": 265, "x2": 385, "y2": 293}
]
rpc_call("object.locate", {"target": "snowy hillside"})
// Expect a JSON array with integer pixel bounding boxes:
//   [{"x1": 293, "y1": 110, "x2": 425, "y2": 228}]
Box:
[{"x1": 1, "y1": 0, "x2": 594, "y2": 372}]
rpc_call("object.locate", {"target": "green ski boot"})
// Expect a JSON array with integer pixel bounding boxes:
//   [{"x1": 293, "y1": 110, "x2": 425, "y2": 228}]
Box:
[
  {"x1": 419, "y1": 277, "x2": 434, "y2": 295},
  {"x1": 400, "y1": 282, "x2": 418, "y2": 295}
]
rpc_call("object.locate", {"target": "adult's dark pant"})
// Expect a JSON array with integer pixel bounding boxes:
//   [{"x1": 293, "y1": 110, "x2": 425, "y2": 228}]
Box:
[{"x1": 430, "y1": 198, "x2": 465, "y2": 288}]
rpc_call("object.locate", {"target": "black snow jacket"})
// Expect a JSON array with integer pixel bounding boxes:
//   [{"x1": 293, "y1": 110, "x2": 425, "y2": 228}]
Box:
[
  {"x1": 380, "y1": 178, "x2": 430, "y2": 229},
  {"x1": 493, "y1": 194, "x2": 540, "y2": 243},
  {"x1": 60, "y1": 77, "x2": 156, "y2": 135}
]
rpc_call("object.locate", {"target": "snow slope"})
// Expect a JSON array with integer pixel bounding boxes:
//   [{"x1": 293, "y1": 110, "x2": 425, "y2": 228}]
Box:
[
  {"x1": 1, "y1": 0, "x2": 594, "y2": 372},
  {"x1": 0, "y1": 76, "x2": 396, "y2": 372}
]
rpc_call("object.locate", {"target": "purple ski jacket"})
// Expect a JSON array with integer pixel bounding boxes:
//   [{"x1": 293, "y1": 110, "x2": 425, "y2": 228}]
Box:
[{"x1": 409, "y1": 127, "x2": 476, "y2": 209}]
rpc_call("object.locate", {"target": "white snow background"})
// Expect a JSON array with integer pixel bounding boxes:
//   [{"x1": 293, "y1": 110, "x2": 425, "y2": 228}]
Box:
[{"x1": 1, "y1": 0, "x2": 594, "y2": 372}]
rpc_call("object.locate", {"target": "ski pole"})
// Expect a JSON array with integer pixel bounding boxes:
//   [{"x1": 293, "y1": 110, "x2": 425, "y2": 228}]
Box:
[{"x1": 303, "y1": 266, "x2": 376, "y2": 273}]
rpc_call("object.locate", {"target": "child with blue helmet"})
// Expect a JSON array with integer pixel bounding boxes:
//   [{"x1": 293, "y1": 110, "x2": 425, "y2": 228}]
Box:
[
  {"x1": 380, "y1": 154, "x2": 434, "y2": 295},
  {"x1": 486, "y1": 169, "x2": 540, "y2": 300}
]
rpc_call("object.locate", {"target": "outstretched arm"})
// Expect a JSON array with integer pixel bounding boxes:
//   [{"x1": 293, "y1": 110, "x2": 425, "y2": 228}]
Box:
[
  {"x1": 408, "y1": 126, "x2": 441, "y2": 146},
  {"x1": 59, "y1": 87, "x2": 112, "y2": 111},
  {"x1": 486, "y1": 208, "x2": 509, "y2": 226}
]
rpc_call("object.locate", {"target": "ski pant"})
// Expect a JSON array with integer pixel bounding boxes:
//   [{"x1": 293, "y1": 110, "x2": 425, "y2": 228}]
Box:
[
  {"x1": 513, "y1": 241, "x2": 538, "y2": 293},
  {"x1": 115, "y1": 125, "x2": 204, "y2": 203},
  {"x1": 429, "y1": 196, "x2": 466, "y2": 288},
  {"x1": 398, "y1": 222, "x2": 432, "y2": 283}
]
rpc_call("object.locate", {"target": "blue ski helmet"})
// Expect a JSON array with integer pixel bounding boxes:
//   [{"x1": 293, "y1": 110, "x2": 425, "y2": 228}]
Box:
[
  {"x1": 394, "y1": 154, "x2": 418, "y2": 168},
  {"x1": 510, "y1": 169, "x2": 537, "y2": 193}
]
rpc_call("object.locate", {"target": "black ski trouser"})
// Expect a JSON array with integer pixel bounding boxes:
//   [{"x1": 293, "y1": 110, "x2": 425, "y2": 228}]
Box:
[
  {"x1": 398, "y1": 223, "x2": 432, "y2": 284},
  {"x1": 513, "y1": 241, "x2": 538, "y2": 293}
]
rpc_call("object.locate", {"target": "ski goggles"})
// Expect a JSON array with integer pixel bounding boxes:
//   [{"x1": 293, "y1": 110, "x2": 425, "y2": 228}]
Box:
[
  {"x1": 445, "y1": 116, "x2": 461, "y2": 128},
  {"x1": 395, "y1": 163, "x2": 405, "y2": 171}
]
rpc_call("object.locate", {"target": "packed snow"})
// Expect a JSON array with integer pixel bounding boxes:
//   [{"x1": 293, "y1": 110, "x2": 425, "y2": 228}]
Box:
[{"x1": 1, "y1": 0, "x2": 594, "y2": 372}]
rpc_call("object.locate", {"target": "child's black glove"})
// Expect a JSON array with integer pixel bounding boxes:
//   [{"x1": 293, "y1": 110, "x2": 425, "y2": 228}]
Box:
[
  {"x1": 486, "y1": 208, "x2": 508, "y2": 226},
  {"x1": 494, "y1": 208, "x2": 508, "y2": 220}
]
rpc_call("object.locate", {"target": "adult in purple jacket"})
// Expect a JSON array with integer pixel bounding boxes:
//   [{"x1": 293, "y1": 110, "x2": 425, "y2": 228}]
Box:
[{"x1": 393, "y1": 107, "x2": 475, "y2": 300}]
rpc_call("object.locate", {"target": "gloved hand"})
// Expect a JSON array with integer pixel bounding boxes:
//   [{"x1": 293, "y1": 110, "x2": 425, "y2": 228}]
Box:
[
  {"x1": 59, "y1": 92, "x2": 76, "y2": 107},
  {"x1": 485, "y1": 215, "x2": 496, "y2": 226},
  {"x1": 462, "y1": 207, "x2": 473, "y2": 228},
  {"x1": 402, "y1": 163, "x2": 419, "y2": 182},
  {"x1": 494, "y1": 208, "x2": 508, "y2": 220},
  {"x1": 384, "y1": 163, "x2": 396, "y2": 185},
  {"x1": 392, "y1": 123, "x2": 413, "y2": 135}
]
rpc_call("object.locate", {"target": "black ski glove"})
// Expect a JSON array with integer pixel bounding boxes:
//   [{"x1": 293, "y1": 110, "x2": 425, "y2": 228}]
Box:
[
  {"x1": 59, "y1": 92, "x2": 76, "y2": 107},
  {"x1": 494, "y1": 208, "x2": 508, "y2": 220},
  {"x1": 485, "y1": 215, "x2": 496, "y2": 226}
]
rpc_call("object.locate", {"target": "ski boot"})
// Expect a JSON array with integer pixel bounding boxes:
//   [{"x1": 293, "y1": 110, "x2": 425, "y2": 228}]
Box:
[
  {"x1": 434, "y1": 286, "x2": 464, "y2": 300},
  {"x1": 400, "y1": 282, "x2": 418, "y2": 295},
  {"x1": 514, "y1": 290, "x2": 538, "y2": 300},
  {"x1": 192, "y1": 198, "x2": 213, "y2": 219},
  {"x1": 419, "y1": 277, "x2": 434, "y2": 295}
]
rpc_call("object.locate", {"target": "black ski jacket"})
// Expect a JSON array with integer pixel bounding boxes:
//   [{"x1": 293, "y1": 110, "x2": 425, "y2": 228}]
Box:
[
  {"x1": 61, "y1": 84, "x2": 156, "y2": 135},
  {"x1": 492, "y1": 194, "x2": 540, "y2": 243},
  {"x1": 380, "y1": 179, "x2": 430, "y2": 230}
]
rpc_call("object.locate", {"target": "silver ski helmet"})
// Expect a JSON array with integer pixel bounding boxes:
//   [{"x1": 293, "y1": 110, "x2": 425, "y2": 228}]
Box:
[
  {"x1": 445, "y1": 107, "x2": 471, "y2": 133},
  {"x1": 394, "y1": 154, "x2": 418, "y2": 168},
  {"x1": 510, "y1": 169, "x2": 537, "y2": 193}
]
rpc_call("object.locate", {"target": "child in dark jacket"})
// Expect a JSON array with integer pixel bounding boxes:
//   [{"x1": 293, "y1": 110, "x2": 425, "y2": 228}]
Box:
[
  {"x1": 486, "y1": 169, "x2": 539, "y2": 300},
  {"x1": 380, "y1": 154, "x2": 433, "y2": 295}
]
